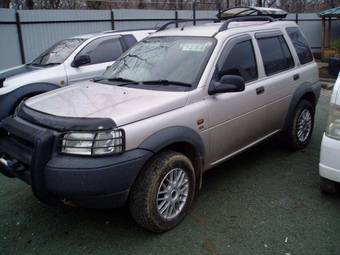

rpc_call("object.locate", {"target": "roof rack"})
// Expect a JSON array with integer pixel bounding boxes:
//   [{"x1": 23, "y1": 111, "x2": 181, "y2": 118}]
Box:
[
  {"x1": 217, "y1": 6, "x2": 288, "y2": 20},
  {"x1": 216, "y1": 16, "x2": 274, "y2": 34},
  {"x1": 157, "y1": 18, "x2": 219, "y2": 32}
]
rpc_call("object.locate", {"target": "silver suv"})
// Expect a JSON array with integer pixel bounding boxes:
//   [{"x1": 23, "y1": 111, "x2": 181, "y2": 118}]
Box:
[
  {"x1": 0, "y1": 17, "x2": 320, "y2": 232},
  {"x1": 0, "y1": 29, "x2": 153, "y2": 120}
]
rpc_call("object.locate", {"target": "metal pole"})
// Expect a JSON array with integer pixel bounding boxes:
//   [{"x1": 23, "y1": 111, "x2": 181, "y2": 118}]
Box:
[
  {"x1": 175, "y1": 10, "x2": 178, "y2": 28},
  {"x1": 15, "y1": 12, "x2": 25, "y2": 64},
  {"x1": 295, "y1": 13, "x2": 298, "y2": 24},
  {"x1": 193, "y1": 0, "x2": 196, "y2": 26},
  {"x1": 111, "y1": 10, "x2": 115, "y2": 30}
]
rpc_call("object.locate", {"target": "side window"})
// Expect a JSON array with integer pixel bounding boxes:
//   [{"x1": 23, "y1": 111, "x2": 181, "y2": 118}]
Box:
[
  {"x1": 286, "y1": 27, "x2": 313, "y2": 65},
  {"x1": 257, "y1": 35, "x2": 294, "y2": 76},
  {"x1": 77, "y1": 37, "x2": 124, "y2": 65},
  {"x1": 219, "y1": 40, "x2": 258, "y2": 82},
  {"x1": 122, "y1": 34, "x2": 138, "y2": 49}
]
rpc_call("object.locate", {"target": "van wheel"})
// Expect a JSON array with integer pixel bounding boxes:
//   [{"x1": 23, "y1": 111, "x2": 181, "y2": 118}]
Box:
[
  {"x1": 284, "y1": 99, "x2": 315, "y2": 149},
  {"x1": 320, "y1": 177, "x2": 338, "y2": 194},
  {"x1": 129, "y1": 150, "x2": 196, "y2": 233}
]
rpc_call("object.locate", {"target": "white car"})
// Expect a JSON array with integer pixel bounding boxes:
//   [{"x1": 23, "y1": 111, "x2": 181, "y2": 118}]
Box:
[
  {"x1": 319, "y1": 73, "x2": 340, "y2": 193},
  {"x1": 0, "y1": 29, "x2": 153, "y2": 120}
]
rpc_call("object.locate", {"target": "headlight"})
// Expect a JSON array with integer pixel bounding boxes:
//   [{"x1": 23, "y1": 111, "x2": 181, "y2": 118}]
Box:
[
  {"x1": 61, "y1": 129, "x2": 124, "y2": 156},
  {"x1": 325, "y1": 103, "x2": 340, "y2": 140}
]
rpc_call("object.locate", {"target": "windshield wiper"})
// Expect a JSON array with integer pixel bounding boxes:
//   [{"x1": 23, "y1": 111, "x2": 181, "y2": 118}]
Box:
[
  {"x1": 140, "y1": 80, "x2": 192, "y2": 87},
  {"x1": 40, "y1": 63, "x2": 61, "y2": 67},
  {"x1": 28, "y1": 62, "x2": 60, "y2": 67},
  {"x1": 93, "y1": 76, "x2": 139, "y2": 86}
]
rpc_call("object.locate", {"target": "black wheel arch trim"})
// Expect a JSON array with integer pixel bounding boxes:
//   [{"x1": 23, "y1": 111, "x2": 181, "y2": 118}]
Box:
[
  {"x1": 283, "y1": 81, "x2": 321, "y2": 130},
  {"x1": 0, "y1": 82, "x2": 60, "y2": 120},
  {"x1": 138, "y1": 126, "x2": 205, "y2": 157},
  {"x1": 137, "y1": 126, "x2": 205, "y2": 188}
]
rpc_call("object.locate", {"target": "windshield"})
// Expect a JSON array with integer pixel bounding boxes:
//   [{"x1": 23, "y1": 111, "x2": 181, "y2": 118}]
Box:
[
  {"x1": 102, "y1": 37, "x2": 215, "y2": 87},
  {"x1": 31, "y1": 38, "x2": 85, "y2": 66}
]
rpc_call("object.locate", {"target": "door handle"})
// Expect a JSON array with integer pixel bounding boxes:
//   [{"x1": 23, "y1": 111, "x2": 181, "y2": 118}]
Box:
[
  {"x1": 256, "y1": 86, "x2": 265, "y2": 95},
  {"x1": 293, "y1": 74, "x2": 300, "y2": 80}
]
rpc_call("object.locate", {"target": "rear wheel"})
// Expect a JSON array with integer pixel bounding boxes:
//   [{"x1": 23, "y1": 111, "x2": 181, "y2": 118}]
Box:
[
  {"x1": 283, "y1": 99, "x2": 315, "y2": 149},
  {"x1": 129, "y1": 150, "x2": 196, "y2": 233}
]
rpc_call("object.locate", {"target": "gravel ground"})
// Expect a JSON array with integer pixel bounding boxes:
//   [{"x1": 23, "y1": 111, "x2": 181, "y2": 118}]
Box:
[{"x1": 0, "y1": 90, "x2": 339, "y2": 255}]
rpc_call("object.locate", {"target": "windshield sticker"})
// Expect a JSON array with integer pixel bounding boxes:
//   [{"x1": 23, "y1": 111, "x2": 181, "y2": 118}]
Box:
[{"x1": 180, "y1": 42, "x2": 212, "y2": 52}]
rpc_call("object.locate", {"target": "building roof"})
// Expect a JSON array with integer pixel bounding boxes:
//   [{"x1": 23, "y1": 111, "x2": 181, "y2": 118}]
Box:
[{"x1": 319, "y1": 7, "x2": 340, "y2": 17}]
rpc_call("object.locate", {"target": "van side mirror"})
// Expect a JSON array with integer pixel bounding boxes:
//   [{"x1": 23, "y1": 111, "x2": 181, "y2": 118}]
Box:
[
  {"x1": 208, "y1": 75, "x2": 245, "y2": 95},
  {"x1": 71, "y1": 55, "x2": 91, "y2": 67}
]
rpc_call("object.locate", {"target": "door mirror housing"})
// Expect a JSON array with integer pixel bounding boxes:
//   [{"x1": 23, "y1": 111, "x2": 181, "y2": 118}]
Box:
[
  {"x1": 71, "y1": 55, "x2": 91, "y2": 67},
  {"x1": 208, "y1": 75, "x2": 245, "y2": 95}
]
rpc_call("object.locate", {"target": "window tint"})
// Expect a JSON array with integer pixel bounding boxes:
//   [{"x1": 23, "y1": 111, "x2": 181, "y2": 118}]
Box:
[
  {"x1": 122, "y1": 34, "x2": 137, "y2": 49},
  {"x1": 257, "y1": 35, "x2": 294, "y2": 76},
  {"x1": 219, "y1": 40, "x2": 258, "y2": 82},
  {"x1": 78, "y1": 37, "x2": 123, "y2": 65},
  {"x1": 286, "y1": 27, "x2": 313, "y2": 65}
]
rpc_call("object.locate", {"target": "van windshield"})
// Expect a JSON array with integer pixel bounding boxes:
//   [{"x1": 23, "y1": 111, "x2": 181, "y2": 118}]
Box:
[
  {"x1": 102, "y1": 37, "x2": 215, "y2": 87},
  {"x1": 30, "y1": 38, "x2": 85, "y2": 66}
]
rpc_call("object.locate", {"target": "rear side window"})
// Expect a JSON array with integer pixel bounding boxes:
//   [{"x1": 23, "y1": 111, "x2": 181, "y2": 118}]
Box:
[
  {"x1": 122, "y1": 34, "x2": 138, "y2": 49},
  {"x1": 286, "y1": 27, "x2": 313, "y2": 65},
  {"x1": 257, "y1": 35, "x2": 294, "y2": 76},
  {"x1": 219, "y1": 40, "x2": 258, "y2": 82},
  {"x1": 77, "y1": 37, "x2": 124, "y2": 65}
]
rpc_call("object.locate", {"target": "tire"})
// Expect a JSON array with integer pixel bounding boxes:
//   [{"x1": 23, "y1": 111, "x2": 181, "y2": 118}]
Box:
[
  {"x1": 283, "y1": 99, "x2": 315, "y2": 149},
  {"x1": 320, "y1": 177, "x2": 338, "y2": 194},
  {"x1": 129, "y1": 150, "x2": 196, "y2": 233}
]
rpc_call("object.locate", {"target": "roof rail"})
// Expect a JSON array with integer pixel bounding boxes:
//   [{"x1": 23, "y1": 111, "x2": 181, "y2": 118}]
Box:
[
  {"x1": 216, "y1": 16, "x2": 274, "y2": 34},
  {"x1": 157, "y1": 18, "x2": 219, "y2": 32},
  {"x1": 103, "y1": 28, "x2": 156, "y2": 34}
]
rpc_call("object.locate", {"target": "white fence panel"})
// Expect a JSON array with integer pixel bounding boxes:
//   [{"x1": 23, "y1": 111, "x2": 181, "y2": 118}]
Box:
[
  {"x1": 19, "y1": 10, "x2": 112, "y2": 62},
  {"x1": 113, "y1": 9, "x2": 174, "y2": 30},
  {"x1": 0, "y1": 9, "x2": 22, "y2": 70}
]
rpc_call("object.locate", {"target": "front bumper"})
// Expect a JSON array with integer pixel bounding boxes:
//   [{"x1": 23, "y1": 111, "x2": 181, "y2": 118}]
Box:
[
  {"x1": 0, "y1": 116, "x2": 153, "y2": 208},
  {"x1": 319, "y1": 134, "x2": 340, "y2": 183}
]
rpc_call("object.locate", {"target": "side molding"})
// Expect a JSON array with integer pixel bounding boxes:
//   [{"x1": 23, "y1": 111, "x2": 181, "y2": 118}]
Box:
[{"x1": 283, "y1": 81, "x2": 321, "y2": 130}]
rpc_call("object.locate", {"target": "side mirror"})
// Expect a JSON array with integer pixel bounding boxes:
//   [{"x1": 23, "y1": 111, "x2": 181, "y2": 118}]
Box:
[
  {"x1": 208, "y1": 75, "x2": 245, "y2": 95},
  {"x1": 71, "y1": 55, "x2": 91, "y2": 67}
]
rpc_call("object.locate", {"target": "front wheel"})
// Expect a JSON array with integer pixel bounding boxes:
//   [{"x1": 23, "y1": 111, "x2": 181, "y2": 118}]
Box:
[
  {"x1": 129, "y1": 150, "x2": 196, "y2": 233},
  {"x1": 283, "y1": 99, "x2": 315, "y2": 149}
]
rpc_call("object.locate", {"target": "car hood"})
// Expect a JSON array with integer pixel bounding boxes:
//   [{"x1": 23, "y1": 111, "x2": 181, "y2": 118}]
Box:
[{"x1": 25, "y1": 81, "x2": 189, "y2": 126}]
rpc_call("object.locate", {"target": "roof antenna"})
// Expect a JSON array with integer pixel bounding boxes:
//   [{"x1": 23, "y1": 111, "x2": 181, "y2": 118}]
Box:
[{"x1": 181, "y1": 26, "x2": 185, "y2": 31}]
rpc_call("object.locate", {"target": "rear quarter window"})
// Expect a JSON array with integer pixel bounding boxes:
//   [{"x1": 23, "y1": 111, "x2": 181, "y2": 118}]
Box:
[
  {"x1": 257, "y1": 35, "x2": 294, "y2": 76},
  {"x1": 286, "y1": 27, "x2": 314, "y2": 65}
]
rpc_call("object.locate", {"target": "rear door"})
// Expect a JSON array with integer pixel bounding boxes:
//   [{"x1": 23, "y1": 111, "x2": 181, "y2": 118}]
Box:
[
  {"x1": 66, "y1": 36, "x2": 125, "y2": 84},
  {"x1": 254, "y1": 31, "x2": 297, "y2": 133}
]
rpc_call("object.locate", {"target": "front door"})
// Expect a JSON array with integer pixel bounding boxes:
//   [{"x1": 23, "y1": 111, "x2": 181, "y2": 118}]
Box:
[
  {"x1": 206, "y1": 35, "x2": 268, "y2": 165},
  {"x1": 66, "y1": 36, "x2": 124, "y2": 84}
]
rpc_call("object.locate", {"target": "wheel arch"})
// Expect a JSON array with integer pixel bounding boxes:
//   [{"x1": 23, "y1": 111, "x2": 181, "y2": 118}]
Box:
[
  {"x1": 138, "y1": 126, "x2": 205, "y2": 189},
  {"x1": 283, "y1": 81, "x2": 321, "y2": 130},
  {"x1": 0, "y1": 82, "x2": 59, "y2": 120}
]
